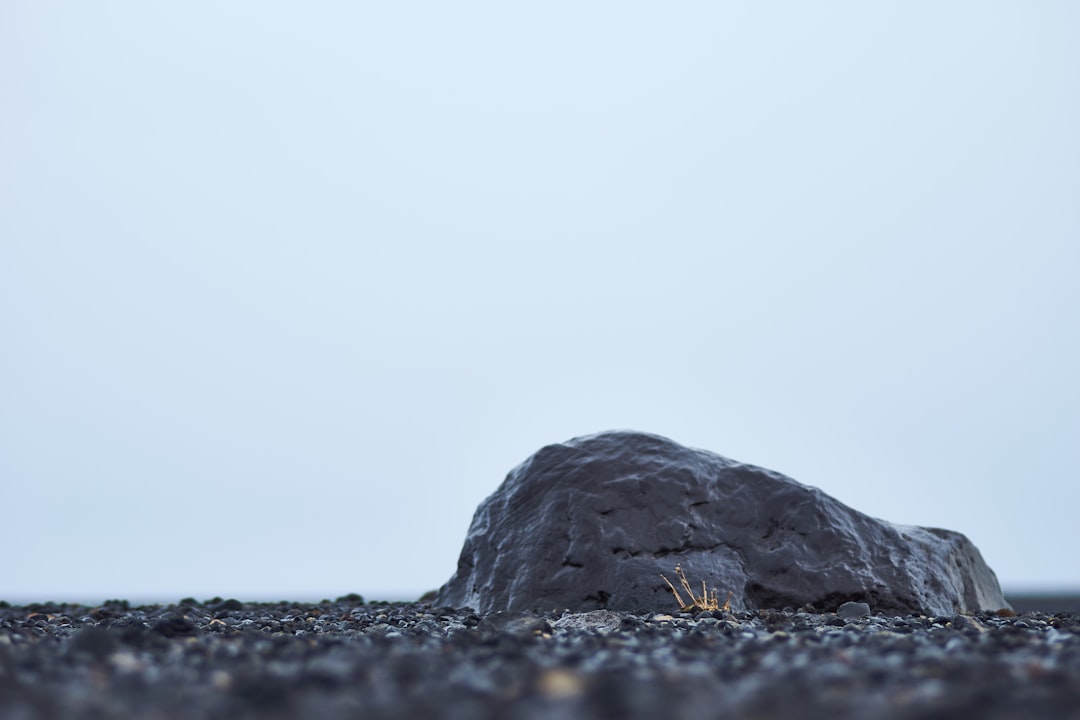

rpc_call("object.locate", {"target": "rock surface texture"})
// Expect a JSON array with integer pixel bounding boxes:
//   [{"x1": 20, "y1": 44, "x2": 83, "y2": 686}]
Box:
[{"x1": 435, "y1": 431, "x2": 1009, "y2": 616}]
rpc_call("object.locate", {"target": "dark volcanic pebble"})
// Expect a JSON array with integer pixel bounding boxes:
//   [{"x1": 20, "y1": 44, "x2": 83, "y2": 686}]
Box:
[
  {"x1": 837, "y1": 601, "x2": 872, "y2": 620},
  {"x1": 1, "y1": 598, "x2": 1078, "y2": 719}
]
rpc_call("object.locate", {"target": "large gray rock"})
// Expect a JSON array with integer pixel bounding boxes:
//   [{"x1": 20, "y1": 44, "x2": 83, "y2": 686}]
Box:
[{"x1": 435, "y1": 431, "x2": 1009, "y2": 616}]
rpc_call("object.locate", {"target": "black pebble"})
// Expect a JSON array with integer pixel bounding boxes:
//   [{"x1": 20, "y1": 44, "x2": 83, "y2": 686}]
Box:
[
  {"x1": 213, "y1": 599, "x2": 244, "y2": 612},
  {"x1": 153, "y1": 615, "x2": 197, "y2": 638},
  {"x1": 477, "y1": 612, "x2": 552, "y2": 636},
  {"x1": 68, "y1": 627, "x2": 117, "y2": 659}
]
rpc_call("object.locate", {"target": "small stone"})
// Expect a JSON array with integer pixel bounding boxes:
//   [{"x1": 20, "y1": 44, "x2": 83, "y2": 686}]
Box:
[
  {"x1": 476, "y1": 612, "x2": 552, "y2": 636},
  {"x1": 536, "y1": 668, "x2": 585, "y2": 699},
  {"x1": 153, "y1": 615, "x2": 197, "y2": 638},
  {"x1": 552, "y1": 610, "x2": 623, "y2": 633},
  {"x1": 211, "y1": 670, "x2": 233, "y2": 690},
  {"x1": 951, "y1": 615, "x2": 987, "y2": 633},
  {"x1": 108, "y1": 651, "x2": 142, "y2": 673},
  {"x1": 837, "y1": 602, "x2": 871, "y2": 619},
  {"x1": 68, "y1": 627, "x2": 117, "y2": 659},
  {"x1": 212, "y1": 598, "x2": 243, "y2": 612}
]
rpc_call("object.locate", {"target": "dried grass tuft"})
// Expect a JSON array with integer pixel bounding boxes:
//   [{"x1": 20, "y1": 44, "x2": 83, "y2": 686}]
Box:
[{"x1": 661, "y1": 564, "x2": 733, "y2": 613}]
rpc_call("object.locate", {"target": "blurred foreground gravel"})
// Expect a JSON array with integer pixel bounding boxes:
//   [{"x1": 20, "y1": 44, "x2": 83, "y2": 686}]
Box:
[{"x1": 1, "y1": 597, "x2": 1078, "y2": 719}]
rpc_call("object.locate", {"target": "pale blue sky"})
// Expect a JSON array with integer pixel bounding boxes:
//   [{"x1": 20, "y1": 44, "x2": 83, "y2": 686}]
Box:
[{"x1": 2, "y1": 2, "x2": 1077, "y2": 603}]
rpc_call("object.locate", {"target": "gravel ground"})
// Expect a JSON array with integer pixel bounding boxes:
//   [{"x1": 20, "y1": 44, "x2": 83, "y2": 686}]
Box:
[{"x1": 1, "y1": 597, "x2": 1078, "y2": 719}]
